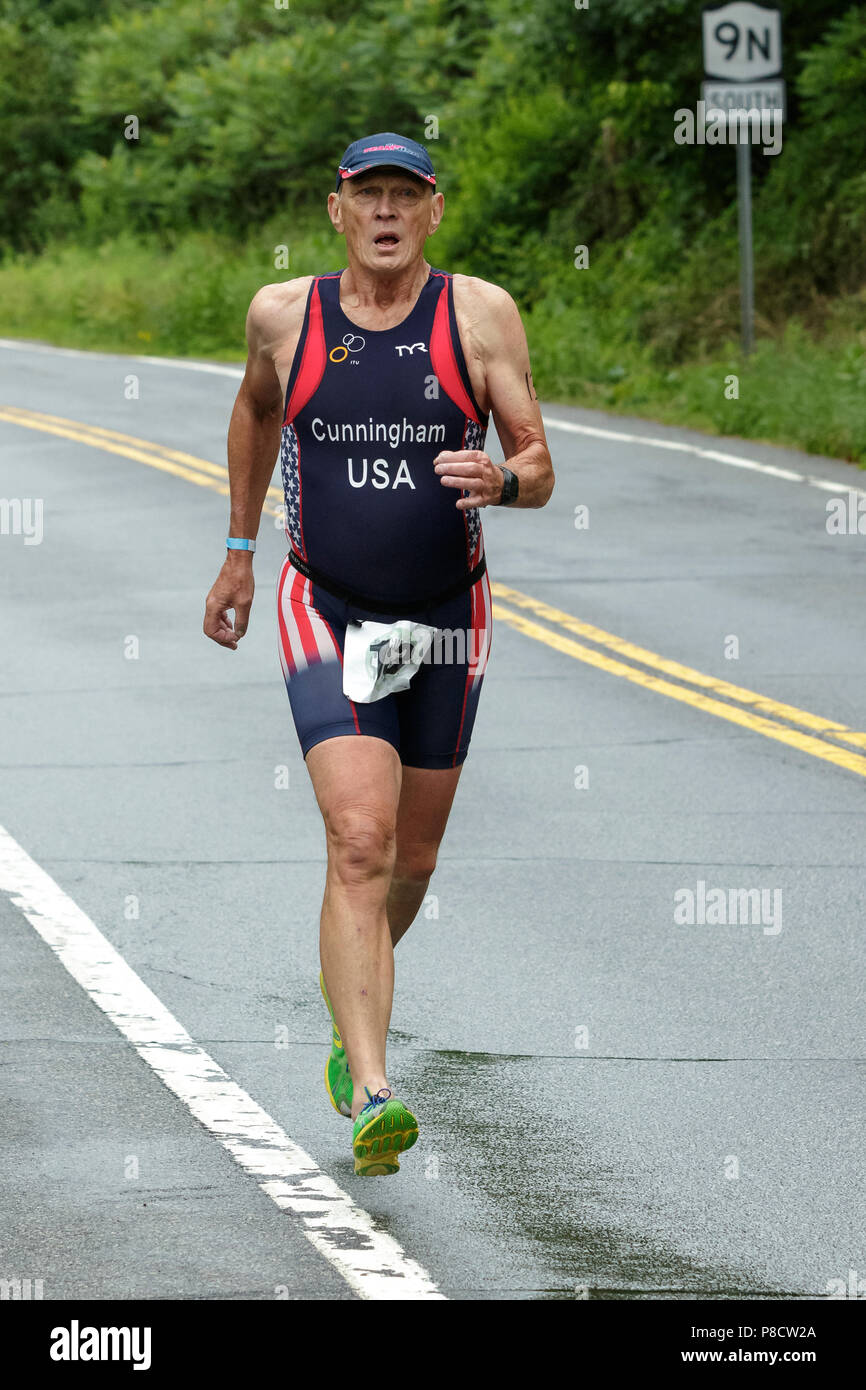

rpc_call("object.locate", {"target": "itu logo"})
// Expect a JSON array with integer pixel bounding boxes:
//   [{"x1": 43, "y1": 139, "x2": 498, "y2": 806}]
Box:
[
  {"x1": 329, "y1": 333, "x2": 366, "y2": 364},
  {"x1": 395, "y1": 342, "x2": 427, "y2": 358}
]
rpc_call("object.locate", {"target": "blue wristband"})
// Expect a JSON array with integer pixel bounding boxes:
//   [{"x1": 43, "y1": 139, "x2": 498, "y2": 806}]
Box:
[{"x1": 226, "y1": 537, "x2": 256, "y2": 552}]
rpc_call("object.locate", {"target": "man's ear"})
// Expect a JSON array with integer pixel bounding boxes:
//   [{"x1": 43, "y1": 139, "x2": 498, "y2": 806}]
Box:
[
  {"x1": 327, "y1": 190, "x2": 344, "y2": 233},
  {"x1": 428, "y1": 191, "x2": 445, "y2": 236}
]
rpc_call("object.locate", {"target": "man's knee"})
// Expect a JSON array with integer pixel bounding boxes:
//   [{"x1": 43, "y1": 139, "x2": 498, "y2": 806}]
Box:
[
  {"x1": 393, "y1": 844, "x2": 438, "y2": 885},
  {"x1": 325, "y1": 807, "x2": 397, "y2": 882}
]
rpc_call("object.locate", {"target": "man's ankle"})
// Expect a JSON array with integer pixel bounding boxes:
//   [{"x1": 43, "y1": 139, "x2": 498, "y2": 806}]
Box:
[{"x1": 351, "y1": 1080, "x2": 391, "y2": 1121}]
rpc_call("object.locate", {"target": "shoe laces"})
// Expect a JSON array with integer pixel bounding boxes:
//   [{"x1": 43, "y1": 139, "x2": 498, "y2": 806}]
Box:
[{"x1": 360, "y1": 1086, "x2": 392, "y2": 1115}]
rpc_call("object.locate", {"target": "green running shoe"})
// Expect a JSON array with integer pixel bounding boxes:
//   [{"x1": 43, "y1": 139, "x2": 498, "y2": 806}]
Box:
[
  {"x1": 352, "y1": 1086, "x2": 419, "y2": 1177},
  {"x1": 320, "y1": 970, "x2": 353, "y2": 1118}
]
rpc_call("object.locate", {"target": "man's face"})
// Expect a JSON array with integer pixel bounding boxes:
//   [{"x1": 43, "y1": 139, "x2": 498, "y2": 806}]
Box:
[{"x1": 328, "y1": 169, "x2": 444, "y2": 272}]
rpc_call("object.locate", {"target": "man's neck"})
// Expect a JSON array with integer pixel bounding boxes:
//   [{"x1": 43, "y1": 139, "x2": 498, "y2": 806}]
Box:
[{"x1": 340, "y1": 259, "x2": 431, "y2": 311}]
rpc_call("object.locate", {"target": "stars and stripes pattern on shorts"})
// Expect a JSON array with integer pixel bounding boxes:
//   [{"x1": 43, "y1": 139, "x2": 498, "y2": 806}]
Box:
[
  {"x1": 467, "y1": 567, "x2": 492, "y2": 685},
  {"x1": 277, "y1": 554, "x2": 342, "y2": 680}
]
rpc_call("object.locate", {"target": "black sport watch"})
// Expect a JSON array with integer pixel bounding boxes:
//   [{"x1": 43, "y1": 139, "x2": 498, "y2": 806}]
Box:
[{"x1": 497, "y1": 465, "x2": 519, "y2": 506}]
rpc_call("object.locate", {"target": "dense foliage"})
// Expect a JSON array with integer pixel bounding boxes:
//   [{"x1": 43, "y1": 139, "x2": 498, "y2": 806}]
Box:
[{"x1": 1, "y1": 0, "x2": 864, "y2": 455}]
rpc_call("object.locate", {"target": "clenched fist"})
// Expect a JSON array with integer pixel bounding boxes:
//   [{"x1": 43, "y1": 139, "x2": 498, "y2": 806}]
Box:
[
  {"x1": 433, "y1": 450, "x2": 504, "y2": 509},
  {"x1": 203, "y1": 552, "x2": 255, "y2": 650}
]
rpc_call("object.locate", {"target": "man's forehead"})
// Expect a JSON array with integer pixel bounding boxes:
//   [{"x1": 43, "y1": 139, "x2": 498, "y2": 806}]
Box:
[{"x1": 345, "y1": 167, "x2": 429, "y2": 189}]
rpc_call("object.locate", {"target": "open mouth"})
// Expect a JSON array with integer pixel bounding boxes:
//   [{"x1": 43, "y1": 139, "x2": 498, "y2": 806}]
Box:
[{"x1": 374, "y1": 234, "x2": 400, "y2": 247}]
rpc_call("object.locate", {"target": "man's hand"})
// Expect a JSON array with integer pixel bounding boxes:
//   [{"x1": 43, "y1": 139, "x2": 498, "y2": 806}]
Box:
[
  {"x1": 203, "y1": 554, "x2": 255, "y2": 650},
  {"x1": 434, "y1": 450, "x2": 503, "y2": 508}
]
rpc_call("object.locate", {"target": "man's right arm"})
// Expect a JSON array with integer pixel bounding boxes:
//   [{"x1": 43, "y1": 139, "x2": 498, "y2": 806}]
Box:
[{"x1": 203, "y1": 280, "x2": 308, "y2": 650}]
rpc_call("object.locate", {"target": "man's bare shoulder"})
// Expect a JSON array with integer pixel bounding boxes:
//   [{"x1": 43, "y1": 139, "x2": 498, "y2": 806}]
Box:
[
  {"x1": 451, "y1": 274, "x2": 523, "y2": 356},
  {"x1": 246, "y1": 276, "x2": 315, "y2": 349},
  {"x1": 451, "y1": 273, "x2": 518, "y2": 321}
]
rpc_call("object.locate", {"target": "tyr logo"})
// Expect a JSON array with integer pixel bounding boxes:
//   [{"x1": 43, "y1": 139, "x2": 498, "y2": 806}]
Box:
[{"x1": 395, "y1": 342, "x2": 428, "y2": 357}]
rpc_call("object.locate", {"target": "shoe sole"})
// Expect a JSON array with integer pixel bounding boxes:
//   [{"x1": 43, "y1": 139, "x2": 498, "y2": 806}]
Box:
[
  {"x1": 324, "y1": 1055, "x2": 353, "y2": 1118},
  {"x1": 353, "y1": 1100, "x2": 419, "y2": 1177},
  {"x1": 320, "y1": 972, "x2": 353, "y2": 1119}
]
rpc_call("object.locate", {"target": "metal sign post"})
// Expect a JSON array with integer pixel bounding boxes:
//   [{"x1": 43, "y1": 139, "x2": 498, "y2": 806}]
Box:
[
  {"x1": 701, "y1": 2, "x2": 784, "y2": 356},
  {"x1": 736, "y1": 139, "x2": 754, "y2": 356}
]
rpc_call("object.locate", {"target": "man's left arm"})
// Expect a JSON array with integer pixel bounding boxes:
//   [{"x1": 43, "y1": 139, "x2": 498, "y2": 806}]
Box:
[{"x1": 433, "y1": 283, "x2": 555, "y2": 510}]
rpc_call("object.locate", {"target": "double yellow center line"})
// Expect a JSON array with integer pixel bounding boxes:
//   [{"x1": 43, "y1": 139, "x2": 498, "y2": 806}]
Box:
[
  {"x1": 4, "y1": 404, "x2": 866, "y2": 778},
  {"x1": 491, "y1": 587, "x2": 866, "y2": 777},
  {"x1": 0, "y1": 404, "x2": 283, "y2": 512}
]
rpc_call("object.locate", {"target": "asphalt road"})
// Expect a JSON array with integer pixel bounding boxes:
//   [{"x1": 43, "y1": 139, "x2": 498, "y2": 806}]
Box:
[{"x1": 1, "y1": 340, "x2": 864, "y2": 1301}]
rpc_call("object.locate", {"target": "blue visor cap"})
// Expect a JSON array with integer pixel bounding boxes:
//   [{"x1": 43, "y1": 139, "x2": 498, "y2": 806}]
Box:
[{"x1": 336, "y1": 133, "x2": 436, "y2": 192}]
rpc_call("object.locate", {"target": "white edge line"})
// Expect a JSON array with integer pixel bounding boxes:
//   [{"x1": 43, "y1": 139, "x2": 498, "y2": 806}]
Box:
[
  {"x1": 1, "y1": 337, "x2": 859, "y2": 497},
  {"x1": 0, "y1": 822, "x2": 444, "y2": 1302},
  {"x1": 0, "y1": 339, "x2": 244, "y2": 379},
  {"x1": 541, "y1": 416, "x2": 866, "y2": 499},
  {"x1": 135, "y1": 355, "x2": 244, "y2": 379}
]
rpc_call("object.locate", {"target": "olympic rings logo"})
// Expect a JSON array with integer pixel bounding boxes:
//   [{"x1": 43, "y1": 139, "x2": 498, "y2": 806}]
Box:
[{"x1": 329, "y1": 333, "x2": 366, "y2": 363}]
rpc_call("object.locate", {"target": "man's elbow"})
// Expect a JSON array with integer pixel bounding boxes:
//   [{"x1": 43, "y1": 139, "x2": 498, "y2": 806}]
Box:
[
  {"x1": 535, "y1": 451, "x2": 555, "y2": 507},
  {"x1": 510, "y1": 431, "x2": 555, "y2": 507}
]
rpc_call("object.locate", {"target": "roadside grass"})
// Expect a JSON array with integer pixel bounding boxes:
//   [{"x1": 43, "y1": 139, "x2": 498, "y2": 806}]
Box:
[{"x1": 1, "y1": 230, "x2": 863, "y2": 465}]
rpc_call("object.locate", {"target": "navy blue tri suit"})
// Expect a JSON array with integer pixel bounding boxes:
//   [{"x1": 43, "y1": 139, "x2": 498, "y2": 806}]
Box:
[{"x1": 276, "y1": 266, "x2": 493, "y2": 770}]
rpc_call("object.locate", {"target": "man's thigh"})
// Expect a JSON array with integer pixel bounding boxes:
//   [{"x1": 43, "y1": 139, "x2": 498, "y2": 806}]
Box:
[
  {"x1": 305, "y1": 735, "x2": 403, "y2": 840},
  {"x1": 397, "y1": 569, "x2": 493, "y2": 770},
  {"x1": 393, "y1": 764, "x2": 463, "y2": 877},
  {"x1": 304, "y1": 744, "x2": 462, "y2": 875},
  {"x1": 278, "y1": 561, "x2": 402, "y2": 760}
]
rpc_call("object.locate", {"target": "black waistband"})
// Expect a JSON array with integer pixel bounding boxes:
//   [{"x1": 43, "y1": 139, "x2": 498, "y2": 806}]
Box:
[{"x1": 287, "y1": 549, "x2": 487, "y2": 614}]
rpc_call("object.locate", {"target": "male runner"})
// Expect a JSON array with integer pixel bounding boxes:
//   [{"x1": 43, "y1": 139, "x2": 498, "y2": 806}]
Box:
[{"x1": 203, "y1": 133, "x2": 554, "y2": 1176}]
